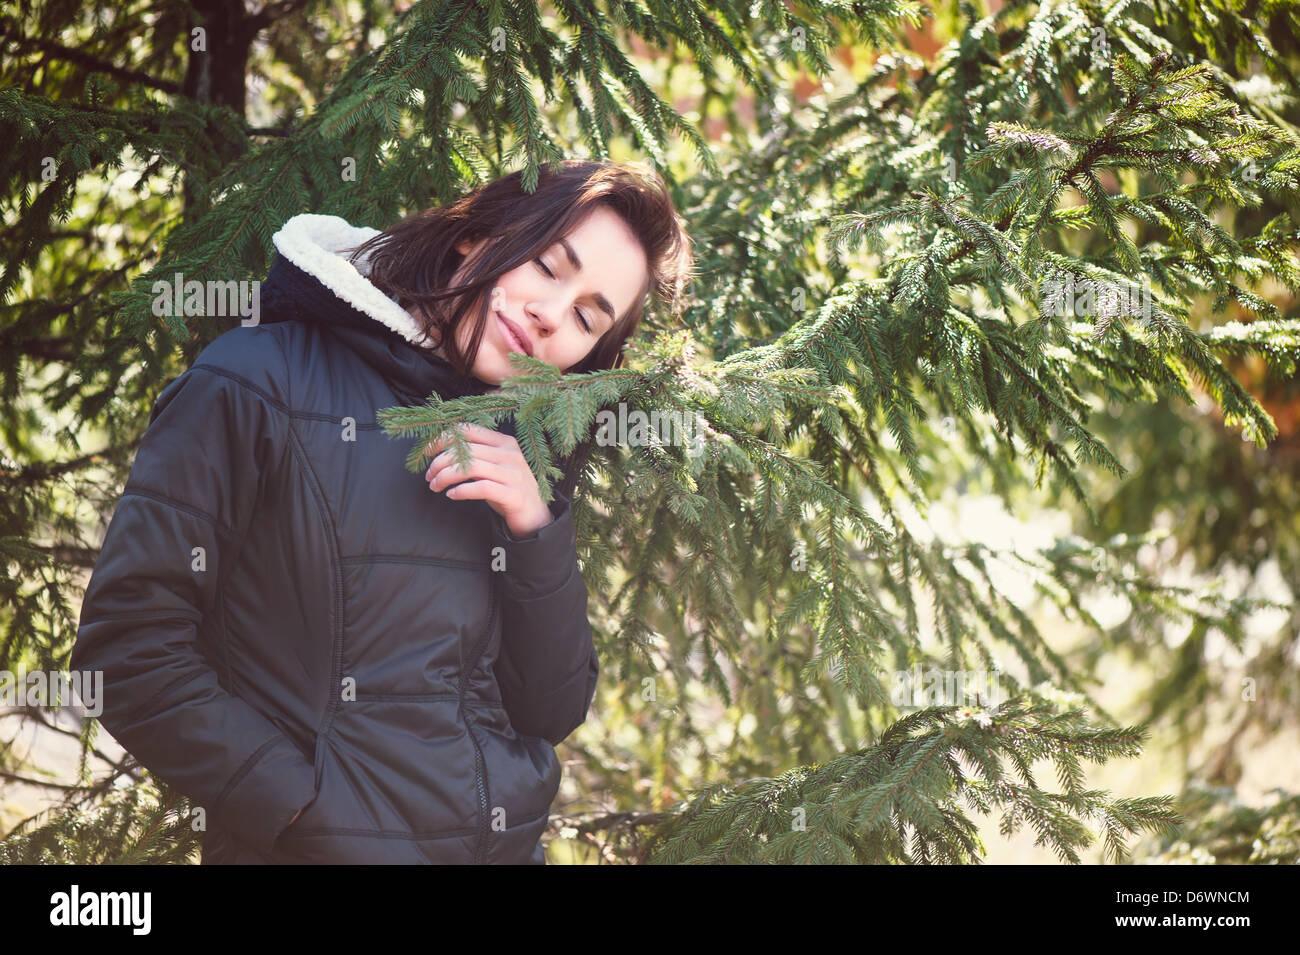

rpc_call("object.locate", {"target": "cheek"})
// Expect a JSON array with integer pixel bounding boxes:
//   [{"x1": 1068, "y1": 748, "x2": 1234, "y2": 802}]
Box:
[
  {"x1": 457, "y1": 299, "x2": 495, "y2": 352},
  {"x1": 565, "y1": 338, "x2": 590, "y2": 367}
]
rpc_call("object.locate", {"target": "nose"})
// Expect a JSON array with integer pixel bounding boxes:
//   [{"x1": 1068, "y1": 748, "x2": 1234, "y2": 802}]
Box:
[{"x1": 525, "y1": 299, "x2": 561, "y2": 338}]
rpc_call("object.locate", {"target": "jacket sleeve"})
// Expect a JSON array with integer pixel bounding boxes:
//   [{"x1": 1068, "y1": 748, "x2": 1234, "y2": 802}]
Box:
[
  {"x1": 69, "y1": 332, "x2": 317, "y2": 855},
  {"x1": 489, "y1": 491, "x2": 599, "y2": 745}
]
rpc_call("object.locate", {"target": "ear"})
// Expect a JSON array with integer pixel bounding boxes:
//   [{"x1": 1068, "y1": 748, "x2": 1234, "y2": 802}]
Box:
[{"x1": 455, "y1": 238, "x2": 473, "y2": 256}]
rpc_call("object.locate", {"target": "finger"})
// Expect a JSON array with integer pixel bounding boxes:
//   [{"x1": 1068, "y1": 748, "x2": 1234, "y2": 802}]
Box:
[
  {"x1": 426, "y1": 444, "x2": 519, "y2": 481},
  {"x1": 428, "y1": 459, "x2": 516, "y2": 492},
  {"x1": 423, "y1": 425, "x2": 477, "y2": 458},
  {"x1": 423, "y1": 430, "x2": 452, "y2": 458},
  {"x1": 454, "y1": 423, "x2": 512, "y2": 447},
  {"x1": 427, "y1": 443, "x2": 516, "y2": 472},
  {"x1": 424, "y1": 424, "x2": 511, "y2": 460},
  {"x1": 441, "y1": 478, "x2": 511, "y2": 504}
]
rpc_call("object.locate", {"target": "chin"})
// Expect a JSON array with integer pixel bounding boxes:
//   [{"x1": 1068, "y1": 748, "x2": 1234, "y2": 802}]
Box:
[{"x1": 470, "y1": 354, "x2": 511, "y2": 386}]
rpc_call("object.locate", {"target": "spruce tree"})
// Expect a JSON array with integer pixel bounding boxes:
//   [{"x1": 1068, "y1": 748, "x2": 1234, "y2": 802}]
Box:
[{"x1": 2, "y1": 0, "x2": 1298, "y2": 864}]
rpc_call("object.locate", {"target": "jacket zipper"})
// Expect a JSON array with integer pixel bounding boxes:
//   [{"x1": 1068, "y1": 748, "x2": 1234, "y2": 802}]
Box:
[
  {"x1": 466, "y1": 717, "x2": 489, "y2": 865},
  {"x1": 461, "y1": 590, "x2": 499, "y2": 865}
]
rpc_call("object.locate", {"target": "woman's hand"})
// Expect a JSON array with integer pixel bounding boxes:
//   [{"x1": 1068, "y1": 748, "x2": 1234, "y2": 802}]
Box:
[{"x1": 424, "y1": 424, "x2": 554, "y2": 538}]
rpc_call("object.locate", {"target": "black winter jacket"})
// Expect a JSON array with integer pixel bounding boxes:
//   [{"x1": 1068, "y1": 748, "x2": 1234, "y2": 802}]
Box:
[{"x1": 70, "y1": 213, "x2": 600, "y2": 864}]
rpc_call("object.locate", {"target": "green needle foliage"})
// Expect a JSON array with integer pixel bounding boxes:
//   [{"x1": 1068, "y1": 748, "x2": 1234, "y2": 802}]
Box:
[
  {"x1": 638, "y1": 698, "x2": 1178, "y2": 865},
  {"x1": 4, "y1": 0, "x2": 1299, "y2": 863}
]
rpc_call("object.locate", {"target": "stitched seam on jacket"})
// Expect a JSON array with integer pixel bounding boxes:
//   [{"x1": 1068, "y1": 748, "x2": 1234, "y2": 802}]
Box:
[
  {"x1": 500, "y1": 561, "x2": 579, "y2": 604},
  {"x1": 215, "y1": 458, "x2": 269, "y2": 705},
  {"x1": 459, "y1": 585, "x2": 499, "y2": 864},
  {"x1": 190, "y1": 363, "x2": 288, "y2": 415},
  {"x1": 282, "y1": 824, "x2": 478, "y2": 840},
  {"x1": 340, "y1": 555, "x2": 488, "y2": 571},
  {"x1": 282, "y1": 806, "x2": 551, "y2": 841},
  {"x1": 337, "y1": 694, "x2": 506, "y2": 705},
  {"x1": 287, "y1": 805, "x2": 551, "y2": 841},
  {"x1": 80, "y1": 608, "x2": 202, "y2": 624},
  {"x1": 119, "y1": 488, "x2": 238, "y2": 540},
  {"x1": 190, "y1": 363, "x2": 386, "y2": 428},
  {"x1": 286, "y1": 422, "x2": 344, "y2": 741},
  {"x1": 293, "y1": 414, "x2": 387, "y2": 428},
  {"x1": 215, "y1": 735, "x2": 280, "y2": 810},
  {"x1": 129, "y1": 667, "x2": 206, "y2": 725}
]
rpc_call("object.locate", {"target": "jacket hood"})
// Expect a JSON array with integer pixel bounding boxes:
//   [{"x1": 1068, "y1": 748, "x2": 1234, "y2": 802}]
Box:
[{"x1": 262, "y1": 213, "x2": 487, "y2": 405}]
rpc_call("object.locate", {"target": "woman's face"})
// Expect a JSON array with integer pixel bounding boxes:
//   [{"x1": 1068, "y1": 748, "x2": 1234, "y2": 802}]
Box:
[{"x1": 436, "y1": 205, "x2": 649, "y2": 384}]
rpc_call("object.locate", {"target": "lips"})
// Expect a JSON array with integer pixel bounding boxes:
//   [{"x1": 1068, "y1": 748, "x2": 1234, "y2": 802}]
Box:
[{"x1": 497, "y1": 311, "x2": 533, "y2": 357}]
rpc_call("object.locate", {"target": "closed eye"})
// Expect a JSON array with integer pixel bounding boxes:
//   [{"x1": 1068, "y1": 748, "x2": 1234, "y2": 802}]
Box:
[{"x1": 534, "y1": 256, "x2": 592, "y2": 332}]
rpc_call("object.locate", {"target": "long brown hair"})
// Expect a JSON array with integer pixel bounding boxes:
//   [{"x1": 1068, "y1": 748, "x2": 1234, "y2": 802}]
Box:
[{"x1": 348, "y1": 159, "x2": 693, "y2": 378}]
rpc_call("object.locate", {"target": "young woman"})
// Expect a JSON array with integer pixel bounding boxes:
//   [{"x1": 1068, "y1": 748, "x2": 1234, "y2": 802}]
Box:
[{"x1": 71, "y1": 159, "x2": 693, "y2": 864}]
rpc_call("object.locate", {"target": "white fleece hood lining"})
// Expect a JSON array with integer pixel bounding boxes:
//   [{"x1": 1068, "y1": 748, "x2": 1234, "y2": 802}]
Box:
[{"x1": 271, "y1": 213, "x2": 436, "y2": 349}]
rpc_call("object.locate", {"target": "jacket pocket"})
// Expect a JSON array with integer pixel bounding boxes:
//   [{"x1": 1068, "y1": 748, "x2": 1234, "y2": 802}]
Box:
[
  {"x1": 270, "y1": 728, "x2": 324, "y2": 848},
  {"x1": 269, "y1": 713, "x2": 316, "y2": 767},
  {"x1": 474, "y1": 721, "x2": 562, "y2": 831},
  {"x1": 267, "y1": 728, "x2": 432, "y2": 863},
  {"x1": 273, "y1": 729, "x2": 389, "y2": 837}
]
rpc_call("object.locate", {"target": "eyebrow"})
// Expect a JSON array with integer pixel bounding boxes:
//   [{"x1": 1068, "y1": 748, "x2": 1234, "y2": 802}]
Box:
[{"x1": 556, "y1": 237, "x2": 617, "y2": 327}]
